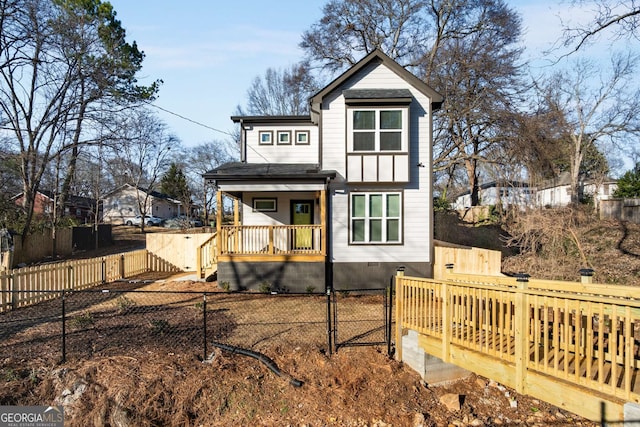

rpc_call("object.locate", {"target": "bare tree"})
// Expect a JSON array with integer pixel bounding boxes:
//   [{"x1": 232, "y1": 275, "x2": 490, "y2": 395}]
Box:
[
  {"x1": 107, "y1": 109, "x2": 177, "y2": 232},
  {"x1": 560, "y1": 0, "x2": 640, "y2": 55},
  {"x1": 300, "y1": 0, "x2": 430, "y2": 72},
  {"x1": 243, "y1": 62, "x2": 320, "y2": 116},
  {"x1": 0, "y1": 0, "x2": 158, "y2": 241},
  {"x1": 184, "y1": 141, "x2": 236, "y2": 224},
  {"x1": 537, "y1": 53, "x2": 640, "y2": 204},
  {"x1": 301, "y1": 0, "x2": 525, "y2": 206}
]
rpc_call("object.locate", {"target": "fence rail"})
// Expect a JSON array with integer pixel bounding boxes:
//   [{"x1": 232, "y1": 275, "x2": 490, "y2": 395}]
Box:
[
  {"x1": 0, "y1": 250, "x2": 178, "y2": 312},
  {"x1": 396, "y1": 271, "x2": 640, "y2": 421}
]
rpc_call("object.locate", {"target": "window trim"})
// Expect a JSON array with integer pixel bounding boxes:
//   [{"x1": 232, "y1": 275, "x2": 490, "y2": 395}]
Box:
[
  {"x1": 258, "y1": 131, "x2": 273, "y2": 145},
  {"x1": 252, "y1": 198, "x2": 277, "y2": 212},
  {"x1": 349, "y1": 192, "x2": 403, "y2": 245},
  {"x1": 347, "y1": 107, "x2": 408, "y2": 153},
  {"x1": 295, "y1": 130, "x2": 310, "y2": 145},
  {"x1": 277, "y1": 130, "x2": 292, "y2": 145}
]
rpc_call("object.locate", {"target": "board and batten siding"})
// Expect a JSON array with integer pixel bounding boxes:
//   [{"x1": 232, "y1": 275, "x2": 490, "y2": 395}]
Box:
[
  {"x1": 245, "y1": 124, "x2": 319, "y2": 164},
  {"x1": 322, "y1": 61, "x2": 434, "y2": 264}
]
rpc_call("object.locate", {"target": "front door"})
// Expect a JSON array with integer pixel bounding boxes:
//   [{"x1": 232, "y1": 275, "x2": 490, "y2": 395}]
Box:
[{"x1": 291, "y1": 200, "x2": 313, "y2": 249}]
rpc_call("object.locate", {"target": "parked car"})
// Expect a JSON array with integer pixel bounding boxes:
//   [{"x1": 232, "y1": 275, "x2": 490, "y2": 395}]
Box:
[
  {"x1": 126, "y1": 215, "x2": 164, "y2": 226},
  {"x1": 163, "y1": 216, "x2": 203, "y2": 228}
]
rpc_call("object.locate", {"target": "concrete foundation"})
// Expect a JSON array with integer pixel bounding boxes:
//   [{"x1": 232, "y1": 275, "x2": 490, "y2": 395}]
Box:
[
  {"x1": 624, "y1": 402, "x2": 640, "y2": 426},
  {"x1": 217, "y1": 261, "x2": 325, "y2": 292},
  {"x1": 401, "y1": 329, "x2": 471, "y2": 385},
  {"x1": 332, "y1": 262, "x2": 432, "y2": 290}
]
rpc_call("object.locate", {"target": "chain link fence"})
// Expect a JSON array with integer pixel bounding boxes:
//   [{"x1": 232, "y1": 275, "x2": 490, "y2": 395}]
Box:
[{"x1": 0, "y1": 283, "x2": 393, "y2": 364}]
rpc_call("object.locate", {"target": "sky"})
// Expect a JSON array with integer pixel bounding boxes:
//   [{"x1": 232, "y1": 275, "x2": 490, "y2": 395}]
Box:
[{"x1": 106, "y1": 1, "x2": 606, "y2": 148}]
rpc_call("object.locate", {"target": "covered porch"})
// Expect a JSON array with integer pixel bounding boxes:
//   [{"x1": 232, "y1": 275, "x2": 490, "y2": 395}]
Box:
[{"x1": 203, "y1": 163, "x2": 336, "y2": 291}]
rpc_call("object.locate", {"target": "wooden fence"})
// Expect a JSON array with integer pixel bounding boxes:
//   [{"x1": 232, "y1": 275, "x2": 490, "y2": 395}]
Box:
[
  {"x1": 0, "y1": 250, "x2": 179, "y2": 312},
  {"x1": 395, "y1": 271, "x2": 640, "y2": 421},
  {"x1": 12, "y1": 228, "x2": 73, "y2": 266},
  {"x1": 433, "y1": 241, "x2": 503, "y2": 278}
]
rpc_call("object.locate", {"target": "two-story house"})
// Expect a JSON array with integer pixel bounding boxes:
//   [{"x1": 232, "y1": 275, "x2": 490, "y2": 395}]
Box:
[{"x1": 204, "y1": 49, "x2": 443, "y2": 291}]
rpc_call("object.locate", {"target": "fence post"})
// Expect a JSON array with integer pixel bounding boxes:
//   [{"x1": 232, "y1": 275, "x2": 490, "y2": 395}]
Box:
[
  {"x1": 203, "y1": 293, "x2": 207, "y2": 361},
  {"x1": 579, "y1": 268, "x2": 594, "y2": 284},
  {"x1": 119, "y1": 255, "x2": 125, "y2": 279},
  {"x1": 326, "y1": 287, "x2": 333, "y2": 355},
  {"x1": 441, "y1": 280, "x2": 451, "y2": 363},
  {"x1": 386, "y1": 277, "x2": 393, "y2": 357},
  {"x1": 61, "y1": 289, "x2": 66, "y2": 363},
  {"x1": 11, "y1": 271, "x2": 17, "y2": 310},
  {"x1": 394, "y1": 266, "x2": 405, "y2": 361},
  {"x1": 101, "y1": 258, "x2": 106, "y2": 285},
  {"x1": 514, "y1": 273, "x2": 530, "y2": 394}
]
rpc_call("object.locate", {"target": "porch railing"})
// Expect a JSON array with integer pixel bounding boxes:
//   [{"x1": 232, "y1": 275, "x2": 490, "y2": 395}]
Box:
[{"x1": 220, "y1": 225, "x2": 324, "y2": 256}]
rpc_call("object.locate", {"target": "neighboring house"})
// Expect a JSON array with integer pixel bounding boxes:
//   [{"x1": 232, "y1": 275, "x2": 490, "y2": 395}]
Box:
[
  {"x1": 102, "y1": 184, "x2": 184, "y2": 225},
  {"x1": 12, "y1": 190, "x2": 99, "y2": 223},
  {"x1": 204, "y1": 49, "x2": 443, "y2": 292},
  {"x1": 452, "y1": 180, "x2": 533, "y2": 210},
  {"x1": 535, "y1": 172, "x2": 618, "y2": 208}
]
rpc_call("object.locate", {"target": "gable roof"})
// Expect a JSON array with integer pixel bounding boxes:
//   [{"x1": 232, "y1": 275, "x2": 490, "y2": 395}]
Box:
[
  {"x1": 309, "y1": 48, "x2": 443, "y2": 121},
  {"x1": 103, "y1": 183, "x2": 180, "y2": 204}
]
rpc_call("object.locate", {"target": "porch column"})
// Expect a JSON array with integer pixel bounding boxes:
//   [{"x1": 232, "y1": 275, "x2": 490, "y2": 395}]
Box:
[
  {"x1": 216, "y1": 190, "x2": 222, "y2": 256},
  {"x1": 320, "y1": 189, "x2": 326, "y2": 256},
  {"x1": 233, "y1": 198, "x2": 239, "y2": 226}
]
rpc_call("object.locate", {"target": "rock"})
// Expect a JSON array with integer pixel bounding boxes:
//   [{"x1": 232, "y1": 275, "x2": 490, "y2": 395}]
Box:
[
  {"x1": 475, "y1": 378, "x2": 487, "y2": 388},
  {"x1": 509, "y1": 398, "x2": 518, "y2": 409},
  {"x1": 470, "y1": 418, "x2": 484, "y2": 426},
  {"x1": 440, "y1": 393, "x2": 461, "y2": 412},
  {"x1": 413, "y1": 412, "x2": 426, "y2": 427}
]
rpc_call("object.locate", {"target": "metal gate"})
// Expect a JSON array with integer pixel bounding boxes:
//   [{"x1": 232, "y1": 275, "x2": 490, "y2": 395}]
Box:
[{"x1": 330, "y1": 285, "x2": 393, "y2": 354}]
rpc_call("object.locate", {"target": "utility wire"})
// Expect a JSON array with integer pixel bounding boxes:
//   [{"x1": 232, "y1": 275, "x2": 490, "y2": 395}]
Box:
[{"x1": 145, "y1": 101, "x2": 235, "y2": 137}]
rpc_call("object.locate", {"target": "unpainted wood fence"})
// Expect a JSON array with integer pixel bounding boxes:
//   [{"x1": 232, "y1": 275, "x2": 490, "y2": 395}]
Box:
[{"x1": 0, "y1": 250, "x2": 179, "y2": 312}]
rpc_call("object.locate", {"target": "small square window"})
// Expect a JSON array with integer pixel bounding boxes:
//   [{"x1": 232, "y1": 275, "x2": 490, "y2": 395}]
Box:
[
  {"x1": 253, "y1": 198, "x2": 277, "y2": 212},
  {"x1": 295, "y1": 130, "x2": 310, "y2": 145},
  {"x1": 259, "y1": 131, "x2": 273, "y2": 145},
  {"x1": 277, "y1": 131, "x2": 291, "y2": 145}
]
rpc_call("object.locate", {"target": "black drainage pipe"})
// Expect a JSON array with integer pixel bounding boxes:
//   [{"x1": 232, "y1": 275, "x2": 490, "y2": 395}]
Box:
[{"x1": 210, "y1": 341, "x2": 303, "y2": 387}]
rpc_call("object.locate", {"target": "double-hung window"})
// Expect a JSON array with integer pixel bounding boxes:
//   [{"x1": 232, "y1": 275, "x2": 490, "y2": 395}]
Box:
[
  {"x1": 350, "y1": 192, "x2": 402, "y2": 244},
  {"x1": 350, "y1": 108, "x2": 406, "y2": 152}
]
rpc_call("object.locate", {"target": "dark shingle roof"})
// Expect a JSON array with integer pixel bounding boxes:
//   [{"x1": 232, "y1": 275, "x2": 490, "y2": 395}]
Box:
[{"x1": 204, "y1": 163, "x2": 336, "y2": 181}]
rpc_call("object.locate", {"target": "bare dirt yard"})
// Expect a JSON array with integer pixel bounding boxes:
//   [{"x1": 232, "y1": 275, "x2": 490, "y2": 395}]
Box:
[{"x1": 0, "y1": 276, "x2": 598, "y2": 426}]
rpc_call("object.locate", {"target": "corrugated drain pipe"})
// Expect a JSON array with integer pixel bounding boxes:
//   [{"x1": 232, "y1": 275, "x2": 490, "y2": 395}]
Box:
[{"x1": 209, "y1": 341, "x2": 303, "y2": 387}]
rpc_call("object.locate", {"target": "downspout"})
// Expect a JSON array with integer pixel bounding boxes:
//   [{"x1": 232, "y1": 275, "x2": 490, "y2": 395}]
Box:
[
  {"x1": 240, "y1": 119, "x2": 246, "y2": 163},
  {"x1": 325, "y1": 177, "x2": 333, "y2": 292}
]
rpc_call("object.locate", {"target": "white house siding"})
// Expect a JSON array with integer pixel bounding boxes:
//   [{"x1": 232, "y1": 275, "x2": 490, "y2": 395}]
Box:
[
  {"x1": 322, "y1": 62, "x2": 433, "y2": 267},
  {"x1": 241, "y1": 191, "x2": 319, "y2": 226},
  {"x1": 245, "y1": 124, "x2": 319, "y2": 164}
]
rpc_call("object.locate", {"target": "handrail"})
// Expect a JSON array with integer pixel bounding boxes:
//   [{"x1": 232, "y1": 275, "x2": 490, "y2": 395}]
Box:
[
  {"x1": 396, "y1": 272, "x2": 640, "y2": 418},
  {"x1": 197, "y1": 232, "x2": 217, "y2": 278},
  {"x1": 219, "y1": 225, "x2": 324, "y2": 256}
]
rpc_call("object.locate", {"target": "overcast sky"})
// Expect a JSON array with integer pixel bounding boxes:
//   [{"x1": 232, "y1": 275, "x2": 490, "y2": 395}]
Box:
[{"x1": 107, "y1": 1, "x2": 611, "y2": 148}]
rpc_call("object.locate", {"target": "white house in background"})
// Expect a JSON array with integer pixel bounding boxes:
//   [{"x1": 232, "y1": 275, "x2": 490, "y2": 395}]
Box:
[
  {"x1": 204, "y1": 49, "x2": 443, "y2": 292},
  {"x1": 102, "y1": 184, "x2": 183, "y2": 225},
  {"x1": 535, "y1": 172, "x2": 618, "y2": 208},
  {"x1": 452, "y1": 180, "x2": 533, "y2": 210}
]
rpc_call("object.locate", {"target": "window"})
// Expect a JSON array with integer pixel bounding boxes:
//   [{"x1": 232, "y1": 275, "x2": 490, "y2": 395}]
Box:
[
  {"x1": 350, "y1": 108, "x2": 406, "y2": 152},
  {"x1": 253, "y1": 198, "x2": 277, "y2": 212},
  {"x1": 295, "y1": 130, "x2": 310, "y2": 145},
  {"x1": 259, "y1": 131, "x2": 273, "y2": 145},
  {"x1": 350, "y1": 193, "x2": 401, "y2": 243},
  {"x1": 277, "y1": 131, "x2": 291, "y2": 145}
]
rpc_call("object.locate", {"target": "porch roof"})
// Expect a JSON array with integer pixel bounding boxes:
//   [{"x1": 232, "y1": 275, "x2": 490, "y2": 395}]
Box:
[{"x1": 204, "y1": 163, "x2": 337, "y2": 182}]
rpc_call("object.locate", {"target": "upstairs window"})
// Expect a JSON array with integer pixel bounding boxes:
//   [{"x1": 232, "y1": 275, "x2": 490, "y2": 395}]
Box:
[
  {"x1": 349, "y1": 108, "x2": 406, "y2": 152},
  {"x1": 350, "y1": 192, "x2": 402, "y2": 244}
]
